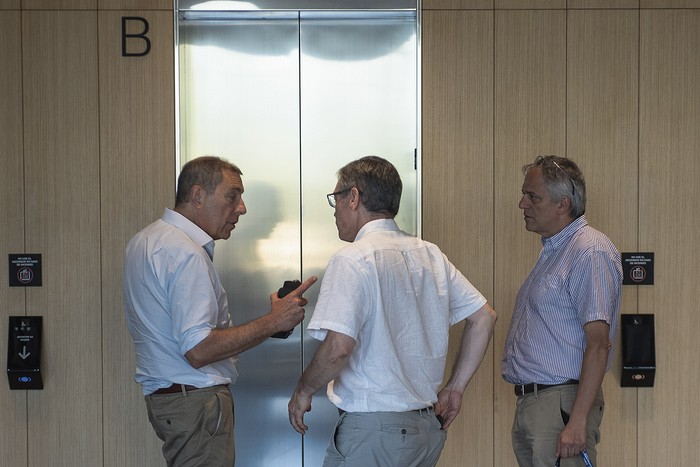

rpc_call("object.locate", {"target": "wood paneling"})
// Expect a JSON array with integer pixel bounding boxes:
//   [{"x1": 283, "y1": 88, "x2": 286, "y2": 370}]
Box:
[
  {"x1": 567, "y1": 9, "x2": 639, "y2": 465},
  {"x1": 568, "y1": 0, "x2": 639, "y2": 8},
  {"x1": 22, "y1": 10, "x2": 102, "y2": 466},
  {"x1": 423, "y1": 0, "x2": 493, "y2": 9},
  {"x1": 639, "y1": 9, "x2": 700, "y2": 467},
  {"x1": 496, "y1": 0, "x2": 565, "y2": 9},
  {"x1": 99, "y1": 9, "x2": 175, "y2": 467},
  {"x1": 98, "y1": 0, "x2": 172, "y2": 8},
  {"x1": 641, "y1": 0, "x2": 700, "y2": 7},
  {"x1": 22, "y1": 0, "x2": 96, "y2": 9},
  {"x1": 422, "y1": 9, "x2": 495, "y2": 467},
  {"x1": 0, "y1": 10, "x2": 27, "y2": 466},
  {"x1": 0, "y1": 0, "x2": 20, "y2": 10},
  {"x1": 493, "y1": 9, "x2": 566, "y2": 467}
]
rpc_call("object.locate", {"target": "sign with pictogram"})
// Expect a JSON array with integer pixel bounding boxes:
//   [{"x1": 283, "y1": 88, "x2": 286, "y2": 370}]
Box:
[
  {"x1": 8, "y1": 254, "x2": 42, "y2": 287},
  {"x1": 7, "y1": 316, "x2": 43, "y2": 389},
  {"x1": 622, "y1": 252, "x2": 654, "y2": 285}
]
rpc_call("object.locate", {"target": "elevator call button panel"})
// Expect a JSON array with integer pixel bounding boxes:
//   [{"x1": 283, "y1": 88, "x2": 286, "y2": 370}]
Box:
[{"x1": 7, "y1": 316, "x2": 43, "y2": 390}]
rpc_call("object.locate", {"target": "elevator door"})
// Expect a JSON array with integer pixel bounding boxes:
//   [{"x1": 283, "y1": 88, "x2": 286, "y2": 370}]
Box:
[{"x1": 178, "y1": 8, "x2": 417, "y2": 466}]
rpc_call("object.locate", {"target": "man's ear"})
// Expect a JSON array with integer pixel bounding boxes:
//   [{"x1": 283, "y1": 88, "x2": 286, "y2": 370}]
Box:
[
  {"x1": 190, "y1": 185, "x2": 205, "y2": 208},
  {"x1": 349, "y1": 187, "x2": 361, "y2": 210},
  {"x1": 557, "y1": 196, "x2": 571, "y2": 215}
]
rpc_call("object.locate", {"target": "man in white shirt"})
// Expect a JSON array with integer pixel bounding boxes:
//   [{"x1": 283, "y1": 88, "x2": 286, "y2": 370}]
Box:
[
  {"x1": 124, "y1": 156, "x2": 316, "y2": 466},
  {"x1": 288, "y1": 155, "x2": 497, "y2": 467}
]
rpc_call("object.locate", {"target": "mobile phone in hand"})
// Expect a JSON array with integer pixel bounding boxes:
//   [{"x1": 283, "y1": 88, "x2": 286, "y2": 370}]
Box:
[{"x1": 271, "y1": 280, "x2": 301, "y2": 339}]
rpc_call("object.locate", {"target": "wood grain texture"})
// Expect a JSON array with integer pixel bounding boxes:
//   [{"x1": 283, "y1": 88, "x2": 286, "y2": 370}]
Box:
[
  {"x1": 0, "y1": 10, "x2": 28, "y2": 466},
  {"x1": 422, "y1": 9, "x2": 495, "y2": 467},
  {"x1": 639, "y1": 9, "x2": 700, "y2": 467},
  {"x1": 21, "y1": 0, "x2": 96, "y2": 9},
  {"x1": 0, "y1": 0, "x2": 20, "y2": 10},
  {"x1": 423, "y1": 0, "x2": 493, "y2": 9},
  {"x1": 98, "y1": 0, "x2": 172, "y2": 9},
  {"x1": 496, "y1": 0, "x2": 565, "y2": 9},
  {"x1": 568, "y1": 0, "x2": 639, "y2": 8},
  {"x1": 99, "y1": 9, "x2": 175, "y2": 467},
  {"x1": 22, "y1": 10, "x2": 102, "y2": 466},
  {"x1": 641, "y1": 0, "x2": 700, "y2": 7}
]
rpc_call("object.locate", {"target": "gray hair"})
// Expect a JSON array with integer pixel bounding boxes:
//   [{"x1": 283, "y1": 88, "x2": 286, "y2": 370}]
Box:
[
  {"x1": 175, "y1": 156, "x2": 242, "y2": 208},
  {"x1": 337, "y1": 155, "x2": 402, "y2": 217},
  {"x1": 523, "y1": 155, "x2": 586, "y2": 218}
]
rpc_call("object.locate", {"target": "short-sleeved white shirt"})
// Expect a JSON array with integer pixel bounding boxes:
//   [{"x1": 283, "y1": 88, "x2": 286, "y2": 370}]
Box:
[
  {"x1": 123, "y1": 208, "x2": 238, "y2": 395},
  {"x1": 307, "y1": 218, "x2": 486, "y2": 412}
]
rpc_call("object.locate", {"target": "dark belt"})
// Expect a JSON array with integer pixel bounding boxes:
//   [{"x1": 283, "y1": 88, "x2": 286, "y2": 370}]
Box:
[
  {"x1": 151, "y1": 383, "x2": 231, "y2": 395},
  {"x1": 514, "y1": 380, "x2": 578, "y2": 396},
  {"x1": 338, "y1": 406, "x2": 434, "y2": 416},
  {"x1": 152, "y1": 384, "x2": 201, "y2": 395}
]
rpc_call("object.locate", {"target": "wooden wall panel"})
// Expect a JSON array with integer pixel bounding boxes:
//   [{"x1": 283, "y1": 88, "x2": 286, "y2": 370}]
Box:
[
  {"x1": 422, "y1": 10, "x2": 495, "y2": 467},
  {"x1": 639, "y1": 9, "x2": 700, "y2": 467},
  {"x1": 567, "y1": 9, "x2": 639, "y2": 466},
  {"x1": 0, "y1": 10, "x2": 27, "y2": 466},
  {"x1": 99, "y1": 9, "x2": 175, "y2": 467},
  {"x1": 22, "y1": 0, "x2": 96, "y2": 9},
  {"x1": 641, "y1": 0, "x2": 700, "y2": 7},
  {"x1": 493, "y1": 9, "x2": 566, "y2": 467},
  {"x1": 569, "y1": 0, "x2": 639, "y2": 8},
  {"x1": 496, "y1": 0, "x2": 565, "y2": 9},
  {"x1": 423, "y1": 0, "x2": 493, "y2": 9},
  {"x1": 0, "y1": 0, "x2": 20, "y2": 10},
  {"x1": 98, "y1": 0, "x2": 171, "y2": 8},
  {"x1": 22, "y1": 10, "x2": 102, "y2": 466}
]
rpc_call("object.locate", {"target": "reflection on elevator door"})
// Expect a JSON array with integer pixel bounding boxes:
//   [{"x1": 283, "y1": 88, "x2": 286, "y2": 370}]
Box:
[{"x1": 177, "y1": 7, "x2": 418, "y2": 466}]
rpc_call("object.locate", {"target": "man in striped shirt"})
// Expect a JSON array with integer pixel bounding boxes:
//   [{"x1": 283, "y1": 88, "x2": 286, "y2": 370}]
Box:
[{"x1": 502, "y1": 155, "x2": 622, "y2": 467}]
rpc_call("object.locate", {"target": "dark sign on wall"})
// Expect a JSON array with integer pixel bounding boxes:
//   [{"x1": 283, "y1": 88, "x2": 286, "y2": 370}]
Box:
[
  {"x1": 622, "y1": 252, "x2": 654, "y2": 285},
  {"x1": 7, "y1": 316, "x2": 43, "y2": 390},
  {"x1": 8, "y1": 254, "x2": 42, "y2": 287}
]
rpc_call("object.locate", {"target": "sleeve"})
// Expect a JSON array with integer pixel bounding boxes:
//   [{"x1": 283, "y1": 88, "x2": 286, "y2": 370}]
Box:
[
  {"x1": 160, "y1": 249, "x2": 220, "y2": 355},
  {"x1": 568, "y1": 249, "x2": 622, "y2": 326},
  {"x1": 444, "y1": 254, "x2": 488, "y2": 325},
  {"x1": 307, "y1": 254, "x2": 370, "y2": 341}
]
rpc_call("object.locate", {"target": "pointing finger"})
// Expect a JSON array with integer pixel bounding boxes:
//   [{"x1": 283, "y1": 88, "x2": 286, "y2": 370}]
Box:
[{"x1": 290, "y1": 276, "x2": 317, "y2": 297}]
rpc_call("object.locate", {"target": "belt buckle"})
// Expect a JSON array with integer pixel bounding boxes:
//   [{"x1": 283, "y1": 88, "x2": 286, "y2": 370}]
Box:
[{"x1": 515, "y1": 384, "x2": 526, "y2": 396}]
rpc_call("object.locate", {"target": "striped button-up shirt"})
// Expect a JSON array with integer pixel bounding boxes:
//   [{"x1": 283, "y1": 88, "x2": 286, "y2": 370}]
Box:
[{"x1": 502, "y1": 216, "x2": 622, "y2": 385}]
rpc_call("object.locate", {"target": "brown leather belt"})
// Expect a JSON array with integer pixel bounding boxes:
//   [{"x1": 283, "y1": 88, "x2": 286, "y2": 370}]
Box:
[
  {"x1": 152, "y1": 384, "x2": 200, "y2": 395},
  {"x1": 514, "y1": 379, "x2": 578, "y2": 396}
]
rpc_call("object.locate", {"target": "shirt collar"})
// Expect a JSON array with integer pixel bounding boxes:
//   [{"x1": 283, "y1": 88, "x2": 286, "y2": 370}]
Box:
[
  {"x1": 354, "y1": 218, "x2": 400, "y2": 242},
  {"x1": 541, "y1": 215, "x2": 588, "y2": 251},
  {"x1": 161, "y1": 208, "x2": 215, "y2": 257}
]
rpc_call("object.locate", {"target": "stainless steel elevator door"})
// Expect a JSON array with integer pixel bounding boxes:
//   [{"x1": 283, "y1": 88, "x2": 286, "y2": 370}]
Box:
[{"x1": 178, "y1": 9, "x2": 417, "y2": 466}]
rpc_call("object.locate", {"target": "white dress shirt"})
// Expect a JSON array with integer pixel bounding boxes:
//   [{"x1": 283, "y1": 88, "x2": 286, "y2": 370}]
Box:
[
  {"x1": 123, "y1": 208, "x2": 238, "y2": 395},
  {"x1": 308, "y1": 218, "x2": 487, "y2": 412}
]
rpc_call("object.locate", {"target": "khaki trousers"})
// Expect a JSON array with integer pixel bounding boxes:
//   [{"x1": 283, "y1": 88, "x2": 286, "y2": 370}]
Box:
[
  {"x1": 146, "y1": 385, "x2": 234, "y2": 467},
  {"x1": 323, "y1": 409, "x2": 447, "y2": 467},
  {"x1": 511, "y1": 384, "x2": 604, "y2": 467}
]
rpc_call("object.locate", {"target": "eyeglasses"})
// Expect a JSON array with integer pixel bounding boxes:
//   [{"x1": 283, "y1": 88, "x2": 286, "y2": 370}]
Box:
[
  {"x1": 552, "y1": 160, "x2": 576, "y2": 199},
  {"x1": 326, "y1": 188, "x2": 351, "y2": 208}
]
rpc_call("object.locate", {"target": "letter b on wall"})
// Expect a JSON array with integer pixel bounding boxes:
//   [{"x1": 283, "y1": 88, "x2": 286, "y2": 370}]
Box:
[{"x1": 122, "y1": 16, "x2": 151, "y2": 57}]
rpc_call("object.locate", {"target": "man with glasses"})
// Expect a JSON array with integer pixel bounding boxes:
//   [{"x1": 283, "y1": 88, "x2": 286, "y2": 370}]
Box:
[
  {"x1": 288, "y1": 155, "x2": 497, "y2": 467},
  {"x1": 502, "y1": 155, "x2": 622, "y2": 467}
]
